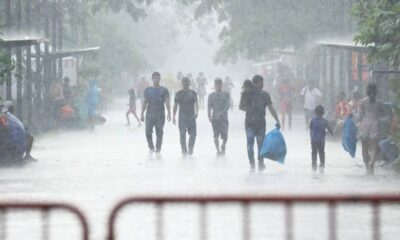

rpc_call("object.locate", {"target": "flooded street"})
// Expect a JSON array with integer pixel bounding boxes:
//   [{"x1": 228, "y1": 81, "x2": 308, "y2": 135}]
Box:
[{"x1": 0, "y1": 99, "x2": 399, "y2": 239}]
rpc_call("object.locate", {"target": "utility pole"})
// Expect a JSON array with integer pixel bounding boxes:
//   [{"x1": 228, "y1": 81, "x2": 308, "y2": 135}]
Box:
[
  {"x1": 16, "y1": 0, "x2": 23, "y2": 119},
  {"x1": 57, "y1": 0, "x2": 64, "y2": 80},
  {"x1": 43, "y1": 0, "x2": 51, "y2": 98},
  {"x1": 26, "y1": 0, "x2": 33, "y2": 127},
  {"x1": 51, "y1": 0, "x2": 58, "y2": 83},
  {"x1": 5, "y1": 0, "x2": 12, "y2": 100}
]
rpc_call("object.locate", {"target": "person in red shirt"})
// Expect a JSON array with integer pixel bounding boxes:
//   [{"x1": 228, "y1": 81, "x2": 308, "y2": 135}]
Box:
[
  {"x1": 335, "y1": 92, "x2": 350, "y2": 120},
  {"x1": 333, "y1": 91, "x2": 350, "y2": 134}
]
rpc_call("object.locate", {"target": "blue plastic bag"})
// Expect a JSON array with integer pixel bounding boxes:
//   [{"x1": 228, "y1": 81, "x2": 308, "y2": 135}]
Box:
[
  {"x1": 6, "y1": 113, "x2": 27, "y2": 156},
  {"x1": 260, "y1": 128, "x2": 287, "y2": 164},
  {"x1": 342, "y1": 116, "x2": 357, "y2": 158}
]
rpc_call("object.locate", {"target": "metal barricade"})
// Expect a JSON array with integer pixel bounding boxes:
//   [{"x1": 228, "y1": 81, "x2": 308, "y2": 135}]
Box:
[
  {"x1": 107, "y1": 195, "x2": 400, "y2": 240},
  {"x1": 0, "y1": 202, "x2": 89, "y2": 240}
]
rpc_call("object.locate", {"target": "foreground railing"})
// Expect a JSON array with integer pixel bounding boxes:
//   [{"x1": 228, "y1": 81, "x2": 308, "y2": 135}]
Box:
[
  {"x1": 0, "y1": 202, "x2": 89, "y2": 240},
  {"x1": 107, "y1": 195, "x2": 400, "y2": 240}
]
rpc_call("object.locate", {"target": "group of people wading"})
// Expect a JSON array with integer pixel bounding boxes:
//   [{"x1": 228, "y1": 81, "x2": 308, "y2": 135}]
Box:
[
  {"x1": 138, "y1": 72, "x2": 280, "y2": 173},
  {"x1": 130, "y1": 71, "x2": 389, "y2": 175}
]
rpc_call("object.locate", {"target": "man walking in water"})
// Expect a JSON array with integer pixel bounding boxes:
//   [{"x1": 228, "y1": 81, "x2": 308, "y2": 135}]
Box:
[
  {"x1": 173, "y1": 77, "x2": 199, "y2": 156},
  {"x1": 141, "y1": 72, "x2": 171, "y2": 154},
  {"x1": 242, "y1": 75, "x2": 281, "y2": 172},
  {"x1": 208, "y1": 78, "x2": 230, "y2": 156}
]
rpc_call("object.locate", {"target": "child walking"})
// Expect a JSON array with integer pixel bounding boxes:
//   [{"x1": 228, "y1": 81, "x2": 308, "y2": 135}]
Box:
[
  {"x1": 126, "y1": 89, "x2": 141, "y2": 126},
  {"x1": 310, "y1": 105, "x2": 333, "y2": 174}
]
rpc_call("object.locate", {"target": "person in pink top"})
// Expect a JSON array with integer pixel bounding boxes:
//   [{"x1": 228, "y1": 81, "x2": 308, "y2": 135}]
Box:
[{"x1": 358, "y1": 83, "x2": 384, "y2": 175}]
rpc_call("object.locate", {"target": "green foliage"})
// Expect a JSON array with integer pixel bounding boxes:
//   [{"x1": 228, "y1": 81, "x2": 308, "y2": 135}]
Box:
[
  {"x1": 354, "y1": 0, "x2": 400, "y2": 66},
  {"x1": 61, "y1": 0, "x2": 179, "y2": 91},
  {"x1": 89, "y1": 0, "x2": 154, "y2": 21},
  {"x1": 182, "y1": 0, "x2": 352, "y2": 63},
  {"x1": 73, "y1": 8, "x2": 179, "y2": 90},
  {"x1": 0, "y1": 34, "x2": 14, "y2": 85}
]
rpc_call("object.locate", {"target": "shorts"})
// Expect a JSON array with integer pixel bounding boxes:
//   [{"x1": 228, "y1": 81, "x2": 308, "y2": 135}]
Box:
[
  {"x1": 127, "y1": 107, "x2": 136, "y2": 114},
  {"x1": 212, "y1": 119, "x2": 229, "y2": 139}
]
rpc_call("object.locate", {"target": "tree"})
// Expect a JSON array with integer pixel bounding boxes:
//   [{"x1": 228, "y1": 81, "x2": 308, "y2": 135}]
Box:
[
  {"x1": 179, "y1": 0, "x2": 352, "y2": 63},
  {"x1": 72, "y1": 4, "x2": 179, "y2": 91},
  {"x1": 354, "y1": 0, "x2": 400, "y2": 67},
  {"x1": 89, "y1": 0, "x2": 154, "y2": 21}
]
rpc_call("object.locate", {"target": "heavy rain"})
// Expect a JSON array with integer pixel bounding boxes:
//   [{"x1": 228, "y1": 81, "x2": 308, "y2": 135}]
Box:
[{"x1": 0, "y1": 0, "x2": 400, "y2": 240}]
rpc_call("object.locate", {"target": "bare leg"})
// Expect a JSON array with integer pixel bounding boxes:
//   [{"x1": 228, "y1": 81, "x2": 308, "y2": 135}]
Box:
[
  {"x1": 24, "y1": 134, "x2": 37, "y2": 161},
  {"x1": 133, "y1": 113, "x2": 141, "y2": 125},
  {"x1": 221, "y1": 137, "x2": 228, "y2": 155},
  {"x1": 361, "y1": 140, "x2": 370, "y2": 173},
  {"x1": 214, "y1": 137, "x2": 221, "y2": 154},
  {"x1": 126, "y1": 112, "x2": 131, "y2": 125},
  {"x1": 369, "y1": 139, "x2": 379, "y2": 175},
  {"x1": 281, "y1": 111, "x2": 286, "y2": 130}
]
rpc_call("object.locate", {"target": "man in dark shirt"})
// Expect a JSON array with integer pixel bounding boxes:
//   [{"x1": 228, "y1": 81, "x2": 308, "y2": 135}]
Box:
[
  {"x1": 173, "y1": 77, "x2": 199, "y2": 156},
  {"x1": 208, "y1": 78, "x2": 230, "y2": 155},
  {"x1": 141, "y1": 72, "x2": 171, "y2": 153},
  {"x1": 243, "y1": 75, "x2": 281, "y2": 172}
]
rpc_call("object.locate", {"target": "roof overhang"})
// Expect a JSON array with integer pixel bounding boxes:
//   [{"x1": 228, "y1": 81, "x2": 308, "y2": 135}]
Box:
[
  {"x1": 43, "y1": 47, "x2": 100, "y2": 59},
  {"x1": 317, "y1": 41, "x2": 374, "y2": 53},
  {"x1": 0, "y1": 38, "x2": 47, "y2": 48}
]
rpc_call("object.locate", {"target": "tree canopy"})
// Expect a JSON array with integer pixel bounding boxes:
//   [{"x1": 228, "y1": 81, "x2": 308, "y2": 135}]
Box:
[
  {"x1": 183, "y1": 0, "x2": 353, "y2": 63},
  {"x1": 354, "y1": 0, "x2": 400, "y2": 67}
]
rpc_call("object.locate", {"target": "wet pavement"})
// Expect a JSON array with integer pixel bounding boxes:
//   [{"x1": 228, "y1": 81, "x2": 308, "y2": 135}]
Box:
[{"x1": 1, "y1": 98, "x2": 400, "y2": 239}]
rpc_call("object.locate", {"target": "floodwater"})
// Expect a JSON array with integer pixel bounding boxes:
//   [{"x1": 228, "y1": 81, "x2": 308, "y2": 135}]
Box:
[{"x1": 1, "y1": 97, "x2": 400, "y2": 240}]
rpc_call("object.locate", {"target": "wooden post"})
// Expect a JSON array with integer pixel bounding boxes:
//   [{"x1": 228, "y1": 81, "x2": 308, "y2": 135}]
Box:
[
  {"x1": 330, "y1": 49, "x2": 335, "y2": 107},
  {"x1": 339, "y1": 49, "x2": 344, "y2": 93},
  {"x1": 25, "y1": 0, "x2": 33, "y2": 126},
  {"x1": 34, "y1": 43, "x2": 42, "y2": 129},
  {"x1": 347, "y1": 51, "x2": 353, "y2": 92},
  {"x1": 43, "y1": 0, "x2": 51, "y2": 97},
  {"x1": 16, "y1": 0, "x2": 23, "y2": 119},
  {"x1": 357, "y1": 52, "x2": 363, "y2": 87},
  {"x1": 51, "y1": 0, "x2": 58, "y2": 82},
  {"x1": 321, "y1": 48, "x2": 327, "y2": 98},
  {"x1": 5, "y1": 0, "x2": 12, "y2": 100},
  {"x1": 57, "y1": 0, "x2": 64, "y2": 80}
]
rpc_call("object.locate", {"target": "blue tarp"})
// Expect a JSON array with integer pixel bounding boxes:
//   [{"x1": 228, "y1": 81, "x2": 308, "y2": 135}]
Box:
[
  {"x1": 1, "y1": 113, "x2": 27, "y2": 160},
  {"x1": 84, "y1": 80, "x2": 101, "y2": 117},
  {"x1": 342, "y1": 116, "x2": 357, "y2": 158},
  {"x1": 260, "y1": 128, "x2": 287, "y2": 164}
]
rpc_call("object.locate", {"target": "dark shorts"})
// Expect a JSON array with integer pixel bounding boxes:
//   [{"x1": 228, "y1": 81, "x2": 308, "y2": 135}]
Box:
[{"x1": 212, "y1": 119, "x2": 229, "y2": 139}]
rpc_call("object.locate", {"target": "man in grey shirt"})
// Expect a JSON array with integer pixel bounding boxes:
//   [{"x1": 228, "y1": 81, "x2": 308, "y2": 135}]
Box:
[
  {"x1": 173, "y1": 77, "x2": 199, "y2": 156},
  {"x1": 141, "y1": 72, "x2": 171, "y2": 153},
  {"x1": 208, "y1": 78, "x2": 230, "y2": 156}
]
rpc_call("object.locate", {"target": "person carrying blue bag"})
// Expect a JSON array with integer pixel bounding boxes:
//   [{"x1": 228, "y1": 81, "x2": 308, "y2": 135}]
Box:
[
  {"x1": 239, "y1": 75, "x2": 281, "y2": 173},
  {"x1": 260, "y1": 128, "x2": 287, "y2": 164},
  {"x1": 342, "y1": 114, "x2": 357, "y2": 158}
]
